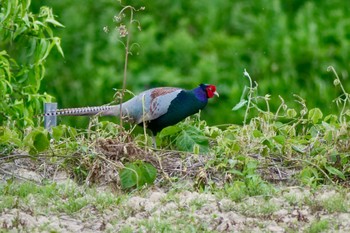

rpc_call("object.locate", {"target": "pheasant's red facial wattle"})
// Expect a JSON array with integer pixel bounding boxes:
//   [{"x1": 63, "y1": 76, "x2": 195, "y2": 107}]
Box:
[{"x1": 205, "y1": 85, "x2": 219, "y2": 98}]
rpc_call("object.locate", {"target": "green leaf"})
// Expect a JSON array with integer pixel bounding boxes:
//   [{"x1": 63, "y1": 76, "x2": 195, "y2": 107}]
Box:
[
  {"x1": 139, "y1": 162, "x2": 157, "y2": 185},
  {"x1": 67, "y1": 127, "x2": 78, "y2": 138},
  {"x1": 0, "y1": 127, "x2": 21, "y2": 146},
  {"x1": 299, "y1": 167, "x2": 319, "y2": 187},
  {"x1": 308, "y1": 108, "x2": 323, "y2": 124},
  {"x1": 35, "y1": 38, "x2": 49, "y2": 63},
  {"x1": 45, "y1": 18, "x2": 65, "y2": 27},
  {"x1": 325, "y1": 166, "x2": 345, "y2": 180},
  {"x1": 159, "y1": 125, "x2": 182, "y2": 138},
  {"x1": 286, "y1": 109, "x2": 297, "y2": 118},
  {"x1": 232, "y1": 99, "x2": 247, "y2": 111},
  {"x1": 273, "y1": 135, "x2": 285, "y2": 145},
  {"x1": 324, "y1": 114, "x2": 338, "y2": 124},
  {"x1": 52, "y1": 125, "x2": 65, "y2": 141},
  {"x1": 23, "y1": 129, "x2": 50, "y2": 155},
  {"x1": 292, "y1": 145, "x2": 305, "y2": 154},
  {"x1": 53, "y1": 37, "x2": 65, "y2": 57},
  {"x1": 120, "y1": 162, "x2": 157, "y2": 189},
  {"x1": 2, "y1": 0, "x2": 13, "y2": 22},
  {"x1": 262, "y1": 139, "x2": 273, "y2": 149},
  {"x1": 175, "y1": 126, "x2": 209, "y2": 152},
  {"x1": 323, "y1": 130, "x2": 334, "y2": 142},
  {"x1": 252, "y1": 130, "x2": 263, "y2": 138},
  {"x1": 33, "y1": 132, "x2": 49, "y2": 152},
  {"x1": 120, "y1": 163, "x2": 139, "y2": 189},
  {"x1": 228, "y1": 169, "x2": 244, "y2": 177}
]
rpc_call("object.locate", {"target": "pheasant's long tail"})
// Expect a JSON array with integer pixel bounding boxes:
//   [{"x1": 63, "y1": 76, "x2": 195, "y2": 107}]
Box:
[{"x1": 42, "y1": 105, "x2": 120, "y2": 117}]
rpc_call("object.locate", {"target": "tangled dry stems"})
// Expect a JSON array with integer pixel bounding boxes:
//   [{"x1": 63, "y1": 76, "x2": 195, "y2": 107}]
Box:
[
  {"x1": 89, "y1": 137, "x2": 215, "y2": 187},
  {"x1": 0, "y1": 138, "x2": 299, "y2": 188}
]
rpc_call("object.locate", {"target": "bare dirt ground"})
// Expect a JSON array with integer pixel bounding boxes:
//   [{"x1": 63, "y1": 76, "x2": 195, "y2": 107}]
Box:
[{"x1": 1, "y1": 159, "x2": 350, "y2": 232}]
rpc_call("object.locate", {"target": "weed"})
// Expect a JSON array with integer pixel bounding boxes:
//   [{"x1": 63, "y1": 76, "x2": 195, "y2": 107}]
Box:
[
  {"x1": 320, "y1": 193, "x2": 348, "y2": 213},
  {"x1": 119, "y1": 226, "x2": 134, "y2": 233},
  {"x1": 105, "y1": 4, "x2": 144, "y2": 129},
  {"x1": 308, "y1": 219, "x2": 330, "y2": 233},
  {"x1": 283, "y1": 193, "x2": 300, "y2": 206},
  {"x1": 237, "y1": 198, "x2": 279, "y2": 218},
  {"x1": 188, "y1": 198, "x2": 206, "y2": 211},
  {"x1": 94, "y1": 191, "x2": 124, "y2": 211}
]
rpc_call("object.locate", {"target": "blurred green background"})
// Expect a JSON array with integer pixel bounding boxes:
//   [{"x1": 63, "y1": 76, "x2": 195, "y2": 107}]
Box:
[{"x1": 31, "y1": 0, "x2": 350, "y2": 127}]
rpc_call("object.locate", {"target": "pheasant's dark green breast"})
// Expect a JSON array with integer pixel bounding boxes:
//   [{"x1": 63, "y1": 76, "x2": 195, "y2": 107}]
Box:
[{"x1": 144, "y1": 90, "x2": 208, "y2": 135}]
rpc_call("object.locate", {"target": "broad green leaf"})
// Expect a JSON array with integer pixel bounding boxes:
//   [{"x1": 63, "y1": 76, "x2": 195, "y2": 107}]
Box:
[
  {"x1": 175, "y1": 127, "x2": 209, "y2": 152},
  {"x1": 120, "y1": 163, "x2": 138, "y2": 189},
  {"x1": 139, "y1": 162, "x2": 157, "y2": 185},
  {"x1": 120, "y1": 162, "x2": 157, "y2": 189},
  {"x1": 33, "y1": 132, "x2": 49, "y2": 152},
  {"x1": 308, "y1": 108, "x2": 323, "y2": 124}
]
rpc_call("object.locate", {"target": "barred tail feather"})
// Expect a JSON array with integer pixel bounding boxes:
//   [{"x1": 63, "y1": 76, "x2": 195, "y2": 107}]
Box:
[{"x1": 43, "y1": 105, "x2": 120, "y2": 117}]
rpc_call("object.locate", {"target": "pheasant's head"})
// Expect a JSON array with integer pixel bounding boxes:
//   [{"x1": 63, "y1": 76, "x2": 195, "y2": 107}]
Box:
[{"x1": 200, "y1": 84, "x2": 219, "y2": 98}]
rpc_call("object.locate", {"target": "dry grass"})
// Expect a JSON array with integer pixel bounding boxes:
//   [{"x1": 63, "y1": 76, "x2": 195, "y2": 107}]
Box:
[{"x1": 92, "y1": 137, "x2": 217, "y2": 187}]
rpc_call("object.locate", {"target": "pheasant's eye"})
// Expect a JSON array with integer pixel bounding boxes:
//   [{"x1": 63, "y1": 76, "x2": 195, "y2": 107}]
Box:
[{"x1": 209, "y1": 85, "x2": 216, "y2": 92}]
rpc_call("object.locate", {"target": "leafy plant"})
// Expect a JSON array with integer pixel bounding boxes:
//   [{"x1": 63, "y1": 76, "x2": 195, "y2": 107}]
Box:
[
  {"x1": 0, "y1": 0, "x2": 63, "y2": 131},
  {"x1": 120, "y1": 161, "x2": 157, "y2": 189},
  {"x1": 23, "y1": 128, "x2": 50, "y2": 155},
  {"x1": 159, "y1": 118, "x2": 209, "y2": 153}
]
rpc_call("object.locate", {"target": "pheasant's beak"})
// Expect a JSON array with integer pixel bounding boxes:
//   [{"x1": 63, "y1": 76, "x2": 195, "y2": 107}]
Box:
[{"x1": 214, "y1": 91, "x2": 219, "y2": 97}]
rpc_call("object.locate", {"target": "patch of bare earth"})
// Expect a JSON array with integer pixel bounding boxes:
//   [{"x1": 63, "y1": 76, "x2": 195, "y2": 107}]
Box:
[
  {"x1": 1, "y1": 140, "x2": 350, "y2": 232},
  {"x1": 1, "y1": 185, "x2": 350, "y2": 232}
]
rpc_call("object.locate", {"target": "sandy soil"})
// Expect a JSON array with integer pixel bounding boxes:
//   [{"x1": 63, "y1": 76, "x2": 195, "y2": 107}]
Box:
[{"x1": 1, "y1": 159, "x2": 349, "y2": 232}]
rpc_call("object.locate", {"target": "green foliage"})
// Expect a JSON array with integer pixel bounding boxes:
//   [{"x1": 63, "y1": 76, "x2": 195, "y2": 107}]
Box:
[
  {"x1": 229, "y1": 69, "x2": 350, "y2": 186},
  {"x1": 0, "y1": 0, "x2": 63, "y2": 130},
  {"x1": 120, "y1": 161, "x2": 157, "y2": 189},
  {"x1": 27, "y1": 0, "x2": 350, "y2": 128},
  {"x1": 0, "y1": 127, "x2": 22, "y2": 155},
  {"x1": 1, "y1": 0, "x2": 350, "y2": 192},
  {"x1": 222, "y1": 158, "x2": 275, "y2": 202},
  {"x1": 308, "y1": 108, "x2": 323, "y2": 124},
  {"x1": 23, "y1": 128, "x2": 50, "y2": 155},
  {"x1": 159, "y1": 117, "x2": 209, "y2": 153}
]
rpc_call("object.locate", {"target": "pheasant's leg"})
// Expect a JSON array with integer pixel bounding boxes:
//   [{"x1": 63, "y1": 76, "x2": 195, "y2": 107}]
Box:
[{"x1": 151, "y1": 133, "x2": 157, "y2": 149}]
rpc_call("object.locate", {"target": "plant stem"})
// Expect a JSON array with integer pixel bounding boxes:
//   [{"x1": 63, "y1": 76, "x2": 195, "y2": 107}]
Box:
[
  {"x1": 243, "y1": 69, "x2": 253, "y2": 125},
  {"x1": 119, "y1": 8, "x2": 133, "y2": 129},
  {"x1": 327, "y1": 66, "x2": 350, "y2": 123}
]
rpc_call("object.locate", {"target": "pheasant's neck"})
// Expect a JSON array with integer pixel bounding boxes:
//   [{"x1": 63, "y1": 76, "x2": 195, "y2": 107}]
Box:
[{"x1": 192, "y1": 87, "x2": 208, "y2": 102}]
